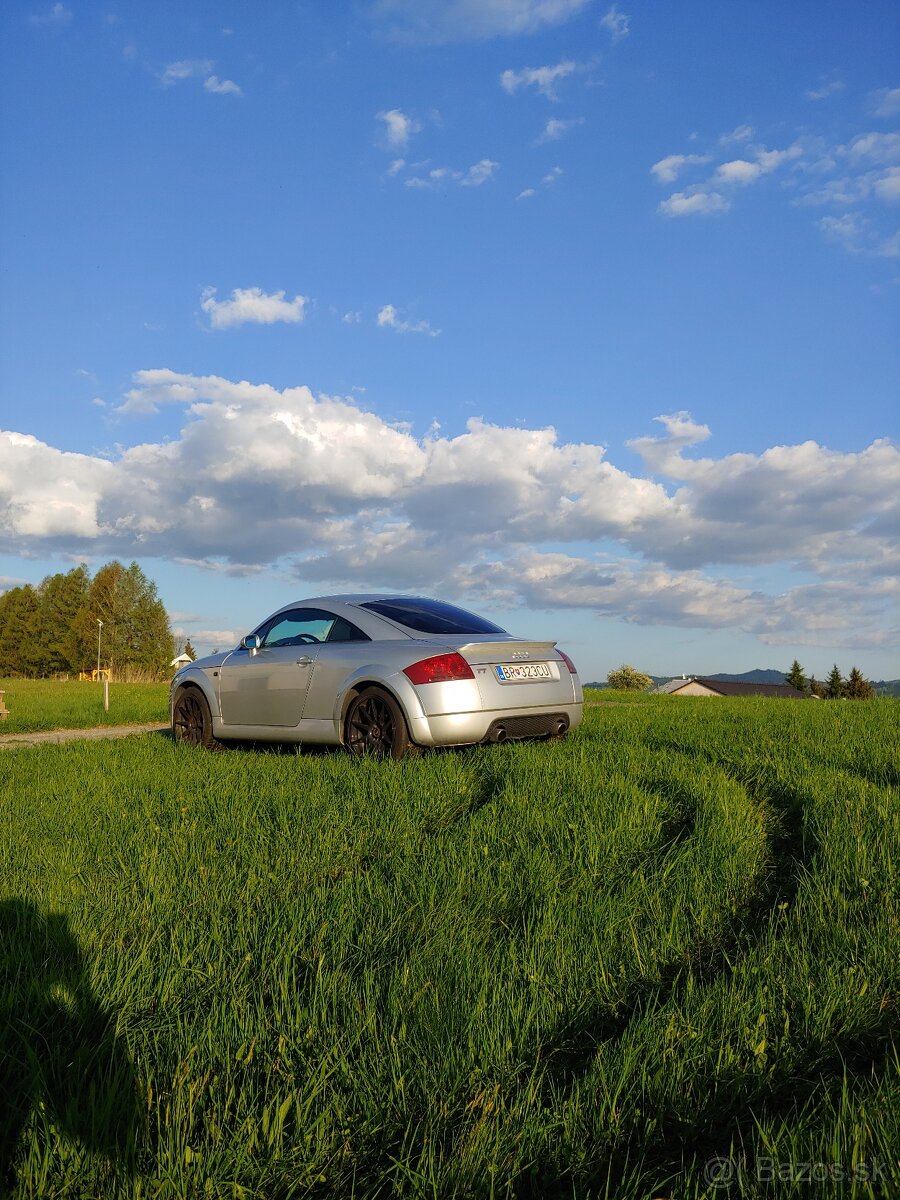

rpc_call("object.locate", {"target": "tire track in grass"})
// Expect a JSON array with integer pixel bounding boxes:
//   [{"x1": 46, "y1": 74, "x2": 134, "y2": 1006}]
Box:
[{"x1": 543, "y1": 736, "x2": 899, "y2": 1199}]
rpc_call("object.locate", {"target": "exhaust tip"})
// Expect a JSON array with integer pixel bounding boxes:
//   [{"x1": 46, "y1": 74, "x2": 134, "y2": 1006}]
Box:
[
  {"x1": 553, "y1": 718, "x2": 568, "y2": 737},
  {"x1": 493, "y1": 726, "x2": 508, "y2": 743}
]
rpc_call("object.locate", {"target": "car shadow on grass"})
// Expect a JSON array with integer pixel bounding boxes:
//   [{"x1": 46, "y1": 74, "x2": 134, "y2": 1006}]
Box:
[{"x1": 0, "y1": 900, "x2": 140, "y2": 1192}]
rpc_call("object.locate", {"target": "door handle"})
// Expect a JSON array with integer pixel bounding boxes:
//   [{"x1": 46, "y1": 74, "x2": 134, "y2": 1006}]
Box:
[{"x1": 296, "y1": 656, "x2": 313, "y2": 666}]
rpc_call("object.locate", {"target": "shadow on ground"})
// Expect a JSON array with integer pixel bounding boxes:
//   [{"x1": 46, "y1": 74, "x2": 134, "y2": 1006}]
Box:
[{"x1": 0, "y1": 900, "x2": 140, "y2": 1191}]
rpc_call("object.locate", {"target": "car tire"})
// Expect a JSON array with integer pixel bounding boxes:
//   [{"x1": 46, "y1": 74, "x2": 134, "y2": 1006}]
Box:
[
  {"x1": 344, "y1": 687, "x2": 417, "y2": 760},
  {"x1": 172, "y1": 687, "x2": 221, "y2": 750}
]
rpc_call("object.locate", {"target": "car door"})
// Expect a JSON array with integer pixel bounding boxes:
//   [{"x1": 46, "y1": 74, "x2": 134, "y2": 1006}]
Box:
[
  {"x1": 219, "y1": 609, "x2": 335, "y2": 727},
  {"x1": 301, "y1": 615, "x2": 373, "y2": 721}
]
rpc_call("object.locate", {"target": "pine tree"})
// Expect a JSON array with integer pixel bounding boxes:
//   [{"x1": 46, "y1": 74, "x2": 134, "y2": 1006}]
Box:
[
  {"x1": 183, "y1": 639, "x2": 197, "y2": 660},
  {"x1": 808, "y1": 675, "x2": 826, "y2": 699},
  {"x1": 844, "y1": 666, "x2": 874, "y2": 700},
  {"x1": 0, "y1": 585, "x2": 41, "y2": 676},
  {"x1": 71, "y1": 560, "x2": 174, "y2": 677},
  {"x1": 34, "y1": 565, "x2": 90, "y2": 674},
  {"x1": 785, "y1": 659, "x2": 806, "y2": 691},
  {"x1": 825, "y1": 664, "x2": 845, "y2": 700}
]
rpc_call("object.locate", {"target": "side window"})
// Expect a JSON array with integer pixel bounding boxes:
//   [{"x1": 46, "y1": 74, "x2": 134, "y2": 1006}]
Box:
[
  {"x1": 260, "y1": 609, "x2": 336, "y2": 648},
  {"x1": 326, "y1": 616, "x2": 370, "y2": 643}
]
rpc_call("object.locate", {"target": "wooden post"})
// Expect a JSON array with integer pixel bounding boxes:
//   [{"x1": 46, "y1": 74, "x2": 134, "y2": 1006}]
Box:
[
  {"x1": 0, "y1": 690, "x2": 8, "y2": 721},
  {"x1": 103, "y1": 677, "x2": 109, "y2": 712}
]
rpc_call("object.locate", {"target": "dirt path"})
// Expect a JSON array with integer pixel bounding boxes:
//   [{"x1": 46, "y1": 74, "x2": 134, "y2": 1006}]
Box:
[{"x1": 0, "y1": 722, "x2": 169, "y2": 749}]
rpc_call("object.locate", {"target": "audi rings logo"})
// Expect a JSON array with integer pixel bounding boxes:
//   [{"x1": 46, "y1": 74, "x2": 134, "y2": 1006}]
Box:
[{"x1": 703, "y1": 1157, "x2": 737, "y2": 1189}]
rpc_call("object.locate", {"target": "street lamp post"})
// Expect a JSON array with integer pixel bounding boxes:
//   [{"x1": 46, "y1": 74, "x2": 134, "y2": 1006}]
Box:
[{"x1": 96, "y1": 619, "x2": 103, "y2": 679}]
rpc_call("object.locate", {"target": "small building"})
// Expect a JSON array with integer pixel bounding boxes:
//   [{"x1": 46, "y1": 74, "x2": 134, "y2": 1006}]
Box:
[
  {"x1": 655, "y1": 677, "x2": 807, "y2": 699},
  {"x1": 170, "y1": 653, "x2": 193, "y2": 669}
]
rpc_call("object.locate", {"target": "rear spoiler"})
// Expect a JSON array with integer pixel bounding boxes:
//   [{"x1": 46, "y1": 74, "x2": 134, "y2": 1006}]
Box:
[{"x1": 456, "y1": 640, "x2": 559, "y2": 662}]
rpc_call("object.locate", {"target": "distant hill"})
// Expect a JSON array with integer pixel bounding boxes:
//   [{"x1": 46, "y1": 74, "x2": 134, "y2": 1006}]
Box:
[
  {"x1": 585, "y1": 668, "x2": 899, "y2": 695},
  {"x1": 707, "y1": 669, "x2": 785, "y2": 684}
]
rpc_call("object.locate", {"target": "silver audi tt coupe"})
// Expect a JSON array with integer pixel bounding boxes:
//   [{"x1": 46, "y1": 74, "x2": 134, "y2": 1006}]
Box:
[{"x1": 170, "y1": 595, "x2": 583, "y2": 758}]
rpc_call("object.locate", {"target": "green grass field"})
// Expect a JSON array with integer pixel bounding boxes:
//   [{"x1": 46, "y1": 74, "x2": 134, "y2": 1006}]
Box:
[
  {"x1": 0, "y1": 678, "x2": 169, "y2": 734},
  {"x1": 1, "y1": 698, "x2": 898, "y2": 1198}
]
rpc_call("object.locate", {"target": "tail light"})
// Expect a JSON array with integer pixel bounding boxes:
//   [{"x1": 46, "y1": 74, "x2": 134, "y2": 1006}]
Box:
[
  {"x1": 557, "y1": 650, "x2": 578, "y2": 674},
  {"x1": 403, "y1": 652, "x2": 475, "y2": 685}
]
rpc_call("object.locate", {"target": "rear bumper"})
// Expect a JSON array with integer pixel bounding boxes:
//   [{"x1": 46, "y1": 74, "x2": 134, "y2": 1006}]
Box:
[{"x1": 408, "y1": 702, "x2": 583, "y2": 748}]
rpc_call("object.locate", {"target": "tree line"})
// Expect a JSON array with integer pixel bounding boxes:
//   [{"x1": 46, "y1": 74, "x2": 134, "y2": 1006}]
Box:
[
  {"x1": 0, "y1": 561, "x2": 174, "y2": 679},
  {"x1": 785, "y1": 660, "x2": 875, "y2": 699}
]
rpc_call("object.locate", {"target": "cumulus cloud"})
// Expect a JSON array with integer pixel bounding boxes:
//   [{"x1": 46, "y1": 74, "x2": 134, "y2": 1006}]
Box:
[
  {"x1": 161, "y1": 60, "x2": 242, "y2": 95},
  {"x1": 536, "y1": 116, "x2": 583, "y2": 143},
  {"x1": 500, "y1": 60, "x2": 576, "y2": 99},
  {"x1": 718, "y1": 125, "x2": 754, "y2": 145},
  {"x1": 204, "y1": 75, "x2": 242, "y2": 96},
  {"x1": 200, "y1": 287, "x2": 308, "y2": 330},
  {"x1": 650, "y1": 154, "x2": 711, "y2": 184},
  {"x1": 871, "y1": 87, "x2": 900, "y2": 118},
  {"x1": 599, "y1": 4, "x2": 629, "y2": 41},
  {"x1": 404, "y1": 160, "x2": 499, "y2": 189},
  {"x1": 372, "y1": 0, "x2": 591, "y2": 43},
  {"x1": 2, "y1": 371, "x2": 897, "y2": 648},
  {"x1": 804, "y1": 77, "x2": 845, "y2": 101},
  {"x1": 658, "y1": 190, "x2": 730, "y2": 217},
  {"x1": 160, "y1": 59, "x2": 214, "y2": 87},
  {"x1": 462, "y1": 159, "x2": 499, "y2": 186},
  {"x1": 376, "y1": 304, "x2": 440, "y2": 335},
  {"x1": 377, "y1": 108, "x2": 421, "y2": 149}
]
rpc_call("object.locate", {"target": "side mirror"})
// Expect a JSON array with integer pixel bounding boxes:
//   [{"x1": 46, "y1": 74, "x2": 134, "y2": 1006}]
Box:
[{"x1": 240, "y1": 634, "x2": 261, "y2": 656}]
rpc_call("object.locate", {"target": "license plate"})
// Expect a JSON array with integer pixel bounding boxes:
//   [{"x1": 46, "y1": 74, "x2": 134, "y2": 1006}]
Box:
[{"x1": 494, "y1": 662, "x2": 552, "y2": 682}]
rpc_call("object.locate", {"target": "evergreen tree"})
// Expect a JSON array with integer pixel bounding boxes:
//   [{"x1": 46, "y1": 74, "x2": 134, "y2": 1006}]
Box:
[
  {"x1": 785, "y1": 659, "x2": 806, "y2": 691},
  {"x1": 808, "y1": 675, "x2": 826, "y2": 699},
  {"x1": 71, "y1": 560, "x2": 174, "y2": 677},
  {"x1": 34, "y1": 565, "x2": 90, "y2": 674},
  {"x1": 183, "y1": 639, "x2": 197, "y2": 660},
  {"x1": 844, "y1": 666, "x2": 874, "y2": 700},
  {"x1": 0, "y1": 585, "x2": 41, "y2": 676},
  {"x1": 825, "y1": 664, "x2": 845, "y2": 700}
]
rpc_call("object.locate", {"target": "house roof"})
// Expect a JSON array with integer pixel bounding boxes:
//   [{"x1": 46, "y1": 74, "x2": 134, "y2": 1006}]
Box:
[{"x1": 691, "y1": 678, "x2": 807, "y2": 698}]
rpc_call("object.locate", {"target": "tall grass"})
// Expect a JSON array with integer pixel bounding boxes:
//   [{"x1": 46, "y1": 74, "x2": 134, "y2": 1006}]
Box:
[
  {"x1": 0, "y1": 678, "x2": 169, "y2": 734},
  {"x1": 0, "y1": 698, "x2": 897, "y2": 1197}
]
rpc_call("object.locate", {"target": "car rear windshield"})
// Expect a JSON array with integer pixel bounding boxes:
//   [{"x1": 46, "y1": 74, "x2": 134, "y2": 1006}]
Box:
[{"x1": 360, "y1": 598, "x2": 507, "y2": 636}]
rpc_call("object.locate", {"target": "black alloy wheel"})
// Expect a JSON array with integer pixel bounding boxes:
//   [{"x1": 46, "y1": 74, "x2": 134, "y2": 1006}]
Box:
[
  {"x1": 345, "y1": 687, "x2": 414, "y2": 760},
  {"x1": 172, "y1": 688, "x2": 220, "y2": 750}
]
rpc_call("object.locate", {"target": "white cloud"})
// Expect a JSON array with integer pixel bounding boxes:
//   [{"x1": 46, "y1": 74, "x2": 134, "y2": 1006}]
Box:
[
  {"x1": 200, "y1": 287, "x2": 308, "y2": 331},
  {"x1": 500, "y1": 59, "x2": 576, "y2": 99},
  {"x1": 160, "y1": 59, "x2": 214, "y2": 87},
  {"x1": 804, "y1": 78, "x2": 845, "y2": 101},
  {"x1": 516, "y1": 188, "x2": 536, "y2": 200},
  {"x1": 377, "y1": 108, "x2": 421, "y2": 149},
  {"x1": 372, "y1": 0, "x2": 591, "y2": 43},
  {"x1": 844, "y1": 132, "x2": 900, "y2": 164},
  {"x1": 871, "y1": 87, "x2": 900, "y2": 118},
  {"x1": 404, "y1": 160, "x2": 498, "y2": 189},
  {"x1": 2, "y1": 373, "x2": 897, "y2": 648},
  {"x1": 874, "y1": 167, "x2": 900, "y2": 202},
  {"x1": 658, "y1": 190, "x2": 730, "y2": 217},
  {"x1": 536, "y1": 116, "x2": 583, "y2": 142},
  {"x1": 204, "y1": 74, "x2": 242, "y2": 96},
  {"x1": 376, "y1": 304, "x2": 440, "y2": 336},
  {"x1": 599, "y1": 4, "x2": 629, "y2": 41},
  {"x1": 385, "y1": 157, "x2": 406, "y2": 176},
  {"x1": 714, "y1": 158, "x2": 763, "y2": 185},
  {"x1": 650, "y1": 154, "x2": 711, "y2": 184},
  {"x1": 462, "y1": 159, "x2": 499, "y2": 186},
  {"x1": 30, "y1": 2, "x2": 71, "y2": 26},
  {"x1": 541, "y1": 166, "x2": 563, "y2": 185},
  {"x1": 718, "y1": 125, "x2": 754, "y2": 145}
]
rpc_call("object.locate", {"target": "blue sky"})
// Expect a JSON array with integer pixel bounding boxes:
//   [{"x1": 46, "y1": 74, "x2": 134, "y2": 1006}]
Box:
[{"x1": 1, "y1": 0, "x2": 898, "y2": 680}]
